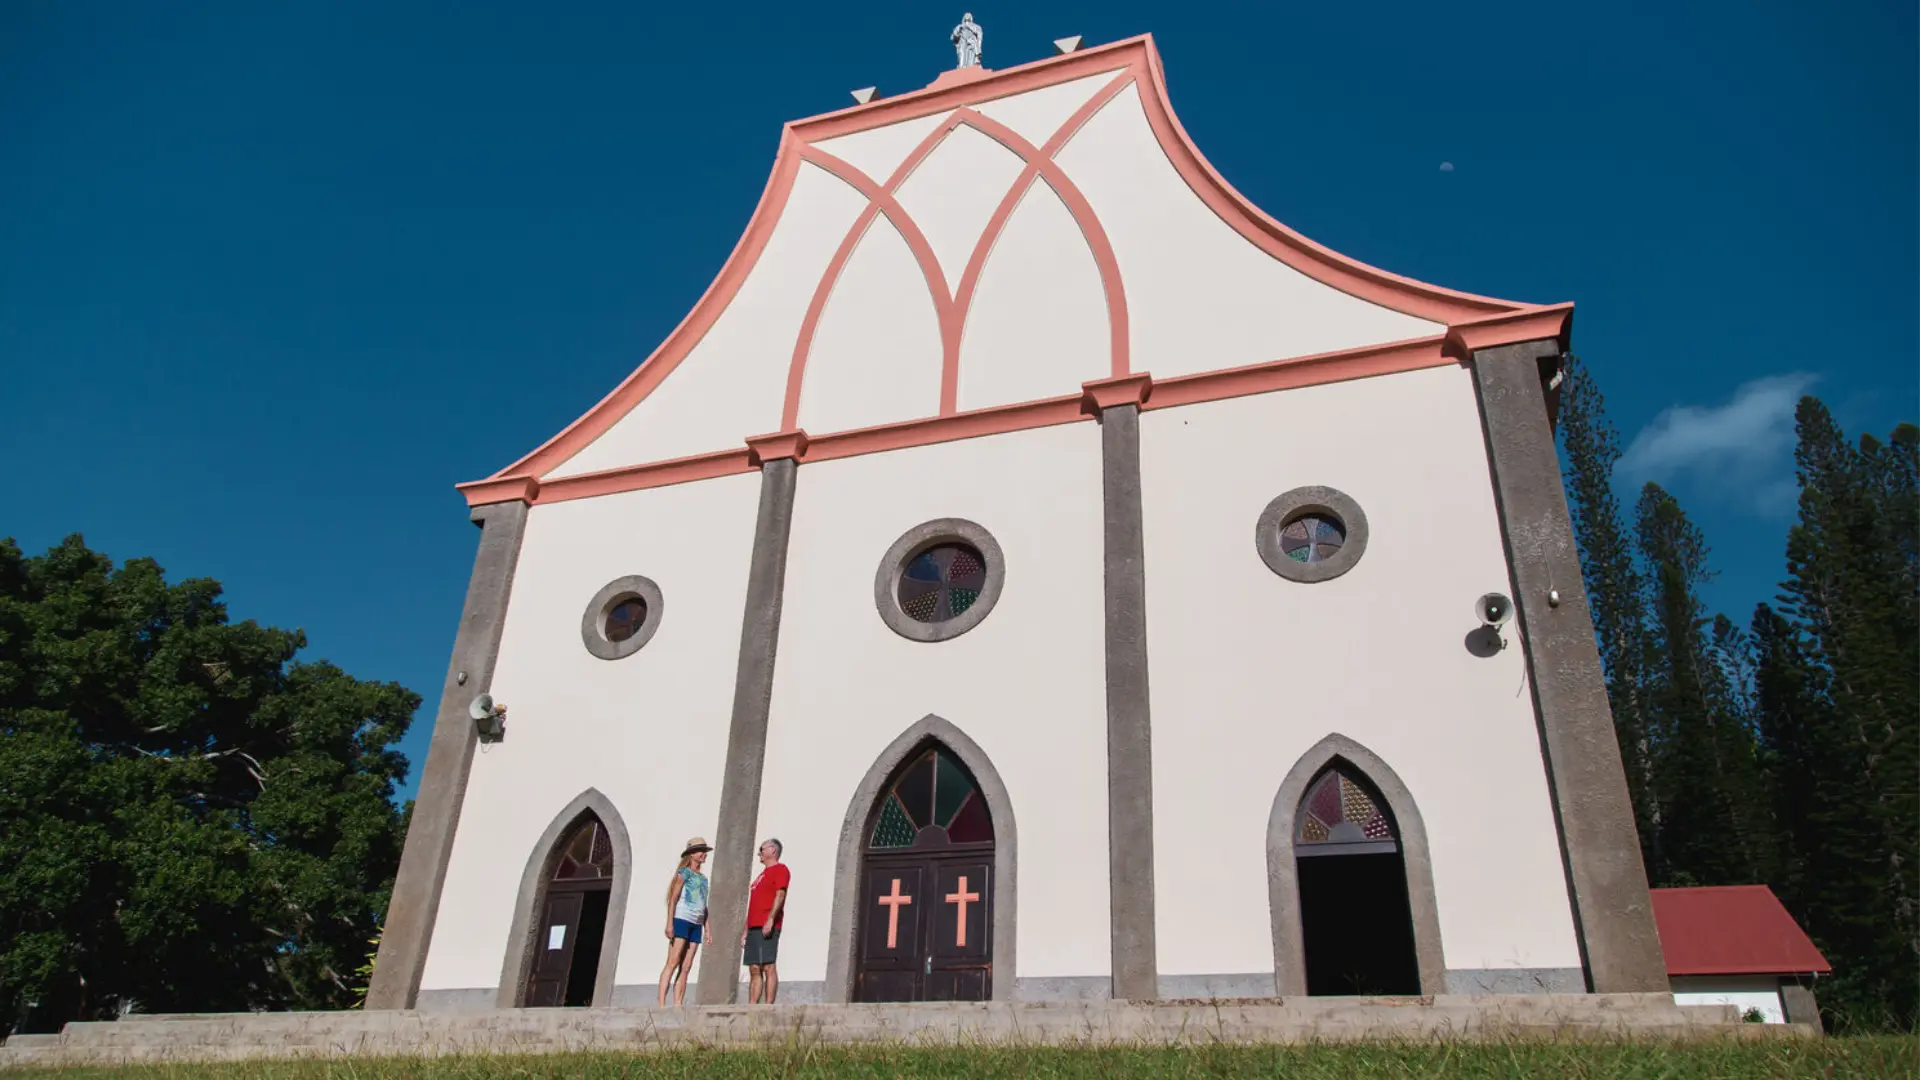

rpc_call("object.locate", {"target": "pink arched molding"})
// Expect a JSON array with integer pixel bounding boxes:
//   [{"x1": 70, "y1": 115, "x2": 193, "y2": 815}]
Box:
[
  {"x1": 785, "y1": 73, "x2": 1134, "y2": 428},
  {"x1": 460, "y1": 35, "x2": 1564, "y2": 508}
]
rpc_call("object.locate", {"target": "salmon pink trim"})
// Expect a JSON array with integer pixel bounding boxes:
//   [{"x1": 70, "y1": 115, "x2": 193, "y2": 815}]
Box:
[
  {"x1": 787, "y1": 144, "x2": 961, "y2": 429},
  {"x1": 457, "y1": 474, "x2": 540, "y2": 506},
  {"x1": 462, "y1": 335, "x2": 1476, "y2": 506},
  {"x1": 790, "y1": 39, "x2": 1145, "y2": 142},
  {"x1": 1081, "y1": 373, "x2": 1154, "y2": 413},
  {"x1": 487, "y1": 133, "x2": 804, "y2": 481},
  {"x1": 784, "y1": 94, "x2": 1132, "y2": 425},
  {"x1": 1441, "y1": 304, "x2": 1574, "y2": 359},
  {"x1": 746, "y1": 429, "x2": 811, "y2": 466},
  {"x1": 464, "y1": 34, "x2": 1567, "y2": 505},
  {"x1": 802, "y1": 394, "x2": 1087, "y2": 465},
  {"x1": 530, "y1": 448, "x2": 754, "y2": 506},
  {"x1": 1123, "y1": 44, "x2": 1523, "y2": 325},
  {"x1": 950, "y1": 94, "x2": 1132, "y2": 404},
  {"x1": 1145, "y1": 336, "x2": 1454, "y2": 411}
]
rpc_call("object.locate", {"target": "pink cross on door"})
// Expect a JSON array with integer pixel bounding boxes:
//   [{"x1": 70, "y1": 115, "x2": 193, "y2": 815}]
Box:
[
  {"x1": 877, "y1": 877, "x2": 914, "y2": 949},
  {"x1": 945, "y1": 875, "x2": 980, "y2": 947}
]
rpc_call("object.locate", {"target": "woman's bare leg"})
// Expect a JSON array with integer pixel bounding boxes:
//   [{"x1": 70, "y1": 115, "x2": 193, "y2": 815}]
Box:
[
  {"x1": 673, "y1": 943, "x2": 701, "y2": 1006},
  {"x1": 657, "y1": 939, "x2": 686, "y2": 1007}
]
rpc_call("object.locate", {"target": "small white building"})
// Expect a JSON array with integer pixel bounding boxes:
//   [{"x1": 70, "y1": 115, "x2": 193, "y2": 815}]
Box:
[
  {"x1": 1653, "y1": 885, "x2": 1830, "y2": 1025},
  {"x1": 367, "y1": 33, "x2": 1675, "y2": 1010}
]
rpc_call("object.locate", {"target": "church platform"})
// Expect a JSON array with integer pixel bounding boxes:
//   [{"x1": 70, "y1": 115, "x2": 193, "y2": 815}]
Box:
[{"x1": 0, "y1": 995, "x2": 1810, "y2": 1067}]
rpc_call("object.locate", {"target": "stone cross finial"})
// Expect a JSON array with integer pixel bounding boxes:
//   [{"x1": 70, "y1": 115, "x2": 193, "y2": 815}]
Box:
[{"x1": 951, "y1": 13, "x2": 983, "y2": 69}]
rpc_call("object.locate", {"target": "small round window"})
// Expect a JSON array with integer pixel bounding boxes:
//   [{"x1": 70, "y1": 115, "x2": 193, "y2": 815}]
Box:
[
  {"x1": 898, "y1": 543, "x2": 988, "y2": 623},
  {"x1": 604, "y1": 597, "x2": 649, "y2": 643},
  {"x1": 581, "y1": 576, "x2": 663, "y2": 660},
  {"x1": 876, "y1": 520, "x2": 1005, "y2": 643},
  {"x1": 1257, "y1": 488, "x2": 1368, "y2": 584}
]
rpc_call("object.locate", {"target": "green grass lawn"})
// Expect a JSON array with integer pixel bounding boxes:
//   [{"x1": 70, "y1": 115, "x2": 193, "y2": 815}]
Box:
[{"x1": 7, "y1": 1039, "x2": 1916, "y2": 1080}]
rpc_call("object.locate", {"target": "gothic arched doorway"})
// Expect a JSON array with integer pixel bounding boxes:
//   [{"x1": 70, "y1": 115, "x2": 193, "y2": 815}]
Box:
[
  {"x1": 854, "y1": 741, "x2": 995, "y2": 1002},
  {"x1": 522, "y1": 814, "x2": 615, "y2": 1007},
  {"x1": 1293, "y1": 766, "x2": 1421, "y2": 995}
]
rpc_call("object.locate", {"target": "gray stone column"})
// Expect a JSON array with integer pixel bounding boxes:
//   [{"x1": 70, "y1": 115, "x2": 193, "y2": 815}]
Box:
[
  {"x1": 367, "y1": 499, "x2": 530, "y2": 1010},
  {"x1": 696, "y1": 453, "x2": 799, "y2": 1004},
  {"x1": 1469, "y1": 340, "x2": 1669, "y2": 993},
  {"x1": 1097, "y1": 401, "x2": 1159, "y2": 1001}
]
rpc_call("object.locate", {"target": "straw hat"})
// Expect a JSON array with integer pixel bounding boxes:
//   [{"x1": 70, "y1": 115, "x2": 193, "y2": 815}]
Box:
[{"x1": 681, "y1": 837, "x2": 712, "y2": 857}]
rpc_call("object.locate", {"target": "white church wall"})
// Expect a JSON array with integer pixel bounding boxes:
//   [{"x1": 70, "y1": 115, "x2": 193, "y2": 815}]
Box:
[
  {"x1": 548, "y1": 162, "x2": 867, "y2": 477},
  {"x1": 419, "y1": 471, "x2": 762, "y2": 996},
  {"x1": 756, "y1": 423, "x2": 1112, "y2": 990},
  {"x1": 1137, "y1": 364, "x2": 1584, "y2": 982},
  {"x1": 1055, "y1": 84, "x2": 1443, "y2": 379}
]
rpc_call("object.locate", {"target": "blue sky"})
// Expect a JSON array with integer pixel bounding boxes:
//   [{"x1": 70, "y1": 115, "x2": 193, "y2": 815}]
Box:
[{"x1": 3, "y1": 3, "x2": 1913, "y2": 802}]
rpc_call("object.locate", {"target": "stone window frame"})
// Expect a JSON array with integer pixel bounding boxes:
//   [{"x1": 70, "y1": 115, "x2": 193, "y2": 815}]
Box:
[
  {"x1": 579, "y1": 575, "x2": 664, "y2": 661},
  {"x1": 1255, "y1": 486, "x2": 1370, "y2": 584},
  {"x1": 873, "y1": 518, "x2": 1006, "y2": 643}
]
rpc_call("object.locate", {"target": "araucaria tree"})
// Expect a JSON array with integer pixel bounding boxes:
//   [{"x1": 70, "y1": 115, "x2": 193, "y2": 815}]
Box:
[
  {"x1": 1559, "y1": 361, "x2": 1917, "y2": 1030},
  {"x1": 1753, "y1": 405, "x2": 1917, "y2": 1028},
  {"x1": 0, "y1": 536, "x2": 417, "y2": 1033}
]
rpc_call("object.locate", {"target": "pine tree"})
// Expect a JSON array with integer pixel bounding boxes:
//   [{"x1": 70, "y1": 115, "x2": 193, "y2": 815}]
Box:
[
  {"x1": 1767, "y1": 401, "x2": 1919, "y2": 1029},
  {"x1": 1634, "y1": 484, "x2": 1770, "y2": 887},
  {"x1": 1556, "y1": 355, "x2": 1662, "y2": 876}
]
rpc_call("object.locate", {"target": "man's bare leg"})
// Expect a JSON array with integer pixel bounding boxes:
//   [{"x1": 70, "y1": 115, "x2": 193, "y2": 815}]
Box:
[
  {"x1": 764, "y1": 964, "x2": 778, "y2": 1004},
  {"x1": 747, "y1": 965, "x2": 763, "y2": 1004}
]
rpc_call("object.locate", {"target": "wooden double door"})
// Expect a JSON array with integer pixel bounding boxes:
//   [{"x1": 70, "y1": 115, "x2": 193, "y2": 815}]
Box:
[{"x1": 856, "y1": 852, "x2": 992, "y2": 1002}]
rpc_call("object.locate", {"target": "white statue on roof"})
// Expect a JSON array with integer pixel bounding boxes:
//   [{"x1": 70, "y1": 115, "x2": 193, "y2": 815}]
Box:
[{"x1": 952, "y1": 13, "x2": 983, "y2": 69}]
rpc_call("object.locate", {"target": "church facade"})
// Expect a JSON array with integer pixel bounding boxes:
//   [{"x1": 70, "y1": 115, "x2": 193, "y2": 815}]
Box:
[{"x1": 366, "y1": 34, "x2": 1669, "y2": 1010}]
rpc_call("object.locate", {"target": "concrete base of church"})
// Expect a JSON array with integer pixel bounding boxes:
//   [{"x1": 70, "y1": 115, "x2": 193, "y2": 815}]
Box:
[{"x1": 0, "y1": 996, "x2": 1810, "y2": 1067}]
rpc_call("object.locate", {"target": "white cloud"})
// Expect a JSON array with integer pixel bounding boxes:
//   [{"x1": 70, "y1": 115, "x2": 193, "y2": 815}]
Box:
[
  {"x1": 1616, "y1": 373, "x2": 1816, "y2": 515},
  {"x1": 1438, "y1": 161, "x2": 1455, "y2": 172}
]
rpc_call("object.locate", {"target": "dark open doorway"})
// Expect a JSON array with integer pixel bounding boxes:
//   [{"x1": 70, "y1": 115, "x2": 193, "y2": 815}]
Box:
[
  {"x1": 1293, "y1": 767, "x2": 1422, "y2": 996},
  {"x1": 523, "y1": 816, "x2": 615, "y2": 1007}
]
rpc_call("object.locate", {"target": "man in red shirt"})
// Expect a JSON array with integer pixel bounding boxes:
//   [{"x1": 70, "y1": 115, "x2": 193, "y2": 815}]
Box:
[{"x1": 743, "y1": 838, "x2": 789, "y2": 1003}]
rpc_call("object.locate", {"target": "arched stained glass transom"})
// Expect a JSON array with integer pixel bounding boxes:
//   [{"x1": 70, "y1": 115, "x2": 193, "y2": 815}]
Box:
[
  {"x1": 1296, "y1": 768, "x2": 1398, "y2": 855},
  {"x1": 552, "y1": 818, "x2": 615, "y2": 880},
  {"x1": 1281, "y1": 514, "x2": 1346, "y2": 564},
  {"x1": 897, "y1": 544, "x2": 988, "y2": 624},
  {"x1": 869, "y1": 745, "x2": 993, "y2": 849}
]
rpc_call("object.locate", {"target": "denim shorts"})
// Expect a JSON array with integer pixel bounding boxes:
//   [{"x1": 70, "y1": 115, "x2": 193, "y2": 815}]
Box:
[
  {"x1": 743, "y1": 927, "x2": 780, "y2": 966},
  {"x1": 671, "y1": 918, "x2": 704, "y2": 944}
]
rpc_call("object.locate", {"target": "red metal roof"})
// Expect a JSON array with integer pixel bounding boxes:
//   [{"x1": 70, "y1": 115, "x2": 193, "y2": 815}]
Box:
[{"x1": 1651, "y1": 885, "x2": 1832, "y2": 976}]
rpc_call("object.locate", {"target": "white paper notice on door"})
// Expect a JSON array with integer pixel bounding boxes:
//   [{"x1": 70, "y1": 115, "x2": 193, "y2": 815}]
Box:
[{"x1": 547, "y1": 925, "x2": 566, "y2": 950}]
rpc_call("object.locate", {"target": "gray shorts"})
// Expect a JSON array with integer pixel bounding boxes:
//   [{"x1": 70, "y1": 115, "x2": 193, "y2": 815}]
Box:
[{"x1": 743, "y1": 927, "x2": 781, "y2": 967}]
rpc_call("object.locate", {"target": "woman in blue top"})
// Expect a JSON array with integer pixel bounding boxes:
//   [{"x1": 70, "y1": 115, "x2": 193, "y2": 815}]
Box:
[{"x1": 657, "y1": 837, "x2": 711, "y2": 1007}]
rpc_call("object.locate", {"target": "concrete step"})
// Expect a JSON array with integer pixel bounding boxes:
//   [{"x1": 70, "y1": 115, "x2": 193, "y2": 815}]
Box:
[{"x1": 2, "y1": 997, "x2": 1806, "y2": 1068}]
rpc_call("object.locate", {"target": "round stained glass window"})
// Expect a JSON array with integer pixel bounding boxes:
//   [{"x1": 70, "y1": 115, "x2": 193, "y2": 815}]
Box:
[
  {"x1": 875, "y1": 519, "x2": 1005, "y2": 643},
  {"x1": 1281, "y1": 514, "x2": 1346, "y2": 564},
  {"x1": 898, "y1": 543, "x2": 988, "y2": 624},
  {"x1": 605, "y1": 597, "x2": 648, "y2": 642},
  {"x1": 581, "y1": 575, "x2": 664, "y2": 660},
  {"x1": 1256, "y1": 487, "x2": 1369, "y2": 584}
]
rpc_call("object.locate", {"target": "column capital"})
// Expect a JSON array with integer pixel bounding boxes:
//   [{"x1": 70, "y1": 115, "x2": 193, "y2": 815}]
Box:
[
  {"x1": 746, "y1": 429, "x2": 810, "y2": 466},
  {"x1": 1081, "y1": 373, "x2": 1154, "y2": 414}
]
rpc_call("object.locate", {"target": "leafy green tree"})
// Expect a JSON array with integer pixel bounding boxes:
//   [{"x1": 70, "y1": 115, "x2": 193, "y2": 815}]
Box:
[{"x1": 0, "y1": 536, "x2": 417, "y2": 1033}]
